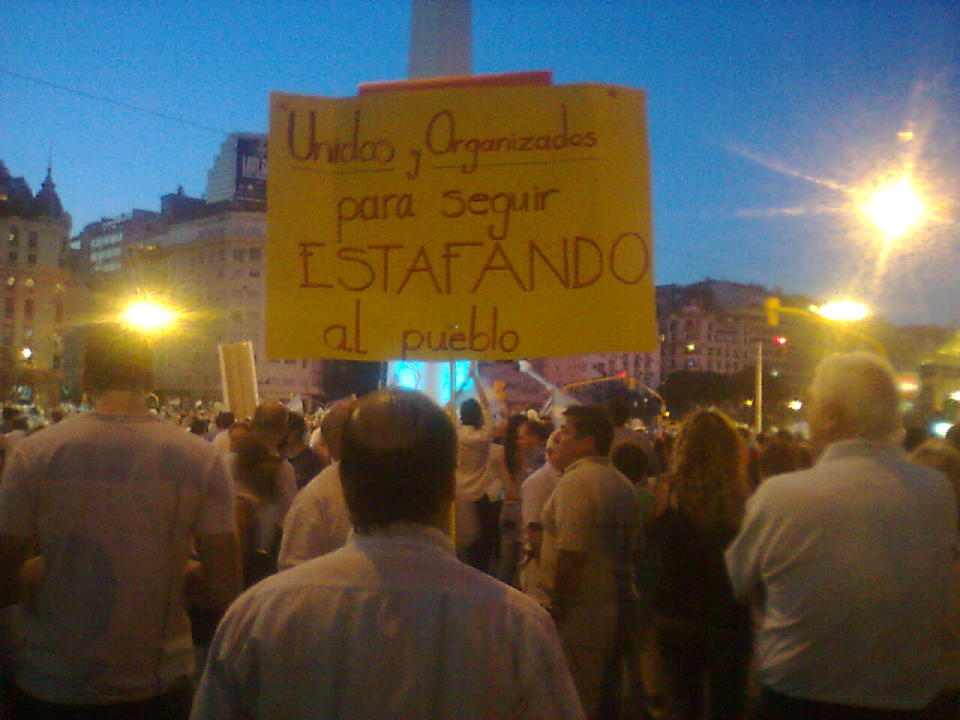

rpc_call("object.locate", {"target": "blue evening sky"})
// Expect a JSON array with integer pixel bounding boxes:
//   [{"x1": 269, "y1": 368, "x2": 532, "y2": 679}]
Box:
[{"x1": 2, "y1": 1, "x2": 957, "y2": 324}]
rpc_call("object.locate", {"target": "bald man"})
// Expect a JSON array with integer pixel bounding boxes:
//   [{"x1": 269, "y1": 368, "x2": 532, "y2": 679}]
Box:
[
  {"x1": 193, "y1": 388, "x2": 584, "y2": 720},
  {"x1": 277, "y1": 398, "x2": 356, "y2": 569}
]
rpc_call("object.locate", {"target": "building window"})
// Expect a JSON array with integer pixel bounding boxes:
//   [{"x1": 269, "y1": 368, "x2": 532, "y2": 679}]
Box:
[
  {"x1": 7, "y1": 227, "x2": 18, "y2": 246},
  {"x1": 27, "y1": 232, "x2": 38, "y2": 248},
  {"x1": 27, "y1": 255, "x2": 36, "y2": 266},
  {"x1": 249, "y1": 248, "x2": 262, "y2": 261},
  {"x1": 7, "y1": 252, "x2": 16, "y2": 264},
  {"x1": 5, "y1": 277, "x2": 13, "y2": 287},
  {"x1": 3, "y1": 298, "x2": 13, "y2": 320},
  {"x1": 233, "y1": 248, "x2": 246, "y2": 262},
  {"x1": 24, "y1": 299, "x2": 34, "y2": 320},
  {"x1": 24, "y1": 278, "x2": 34, "y2": 288}
]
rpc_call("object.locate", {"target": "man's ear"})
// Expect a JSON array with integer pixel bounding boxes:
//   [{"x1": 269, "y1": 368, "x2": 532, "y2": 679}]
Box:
[
  {"x1": 580, "y1": 434, "x2": 597, "y2": 456},
  {"x1": 815, "y1": 399, "x2": 847, "y2": 440}
]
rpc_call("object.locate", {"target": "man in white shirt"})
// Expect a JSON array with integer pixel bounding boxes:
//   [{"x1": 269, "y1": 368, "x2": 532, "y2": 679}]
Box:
[
  {"x1": 540, "y1": 405, "x2": 644, "y2": 719},
  {"x1": 277, "y1": 398, "x2": 355, "y2": 569},
  {"x1": 0, "y1": 324, "x2": 241, "y2": 719},
  {"x1": 192, "y1": 388, "x2": 584, "y2": 720},
  {"x1": 519, "y1": 429, "x2": 561, "y2": 606},
  {"x1": 726, "y1": 352, "x2": 960, "y2": 719},
  {"x1": 455, "y1": 379, "x2": 500, "y2": 573}
]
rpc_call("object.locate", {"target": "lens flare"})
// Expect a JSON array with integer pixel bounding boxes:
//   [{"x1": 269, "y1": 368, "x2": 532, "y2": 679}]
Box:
[
  {"x1": 859, "y1": 176, "x2": 926, "y2": 239},
  {"x1": 122, "y1": 300, "x2": 177, "y2": 333}
]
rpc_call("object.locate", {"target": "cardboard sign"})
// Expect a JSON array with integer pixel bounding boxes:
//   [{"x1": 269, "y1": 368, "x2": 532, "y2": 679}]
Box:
[{"x1": 266, "y1": 83, "x2": 654, "y2": 361}]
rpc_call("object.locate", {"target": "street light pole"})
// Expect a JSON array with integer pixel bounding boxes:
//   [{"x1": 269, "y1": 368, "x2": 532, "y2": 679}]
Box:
[{"x1": 755, "y1": 341, "x2": 763, "y2": 433}]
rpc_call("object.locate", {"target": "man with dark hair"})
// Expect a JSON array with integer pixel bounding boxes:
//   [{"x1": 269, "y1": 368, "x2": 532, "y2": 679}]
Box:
[
  {"x1": 278, "y1": 398, "x2": 355, "y2": 569},
  {"x1": 210, "y1": 411, "x2": 235, "y2": 454},
  {"x1": 281, "y1": 411, "x2": 324, "y2": 490},
  {"x1": 192, "y1": 388, "x2": 585, "y2": 720},
  {"x1": 607, "y1": 395, "x2": 661, "y2": 480},
  {"x1": 228, "y1": 401, "x2": 298, "y2": 526},
  {"x1": 455, "y1": 379, "x2": 500, "y2": 573},
  {"x1": 0, "y1": 323, "x2": 241, "y2": 719},
  {"x1": 540, "y1": 404, "x2": 644, "y2": 719}
]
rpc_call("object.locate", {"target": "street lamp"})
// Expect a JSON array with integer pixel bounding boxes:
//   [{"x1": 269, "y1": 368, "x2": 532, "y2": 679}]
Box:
[
  {"x1": 120, "y1": 297, "x2": 179, "y2": 336},
  {"x1": 814, "y1": 299, "x2": 870, "y2": 323},
  {"x1": 859, "y1": 175, "x2": 926, "y2": 240}
]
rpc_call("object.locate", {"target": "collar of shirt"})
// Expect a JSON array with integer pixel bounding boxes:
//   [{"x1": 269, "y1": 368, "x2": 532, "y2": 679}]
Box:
[
  {"x1": 562, "y1": 454, "x2": 611, "y2": 477},
  {"x1": 349, "y1": 522, "x2": 455, "y2": 557},
  {"x1": 818, "y1": 438, "x2": 904, "y2": 464}
]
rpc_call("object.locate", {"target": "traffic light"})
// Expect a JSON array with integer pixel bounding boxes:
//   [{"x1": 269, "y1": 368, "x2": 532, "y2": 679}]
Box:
[
  {"x1": 773, "y1": 335, "x2": 788, "y2": 346},
  {"x1": 764, "y1": 297, "x2": 781, "y2": 326},
  {"x1": 493, "y1": 380, "x2": 507, "y2": 406}
]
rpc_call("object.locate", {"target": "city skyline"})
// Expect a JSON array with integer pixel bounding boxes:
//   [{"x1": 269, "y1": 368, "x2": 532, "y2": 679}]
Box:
[{"x1": 2, "y1": 1, "x2": 958, "y2": 325}]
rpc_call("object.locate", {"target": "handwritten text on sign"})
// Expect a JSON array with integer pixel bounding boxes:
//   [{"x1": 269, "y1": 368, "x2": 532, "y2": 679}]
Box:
[{"x1": 266, "y1": 84, "x2": 654, "y2": 361}]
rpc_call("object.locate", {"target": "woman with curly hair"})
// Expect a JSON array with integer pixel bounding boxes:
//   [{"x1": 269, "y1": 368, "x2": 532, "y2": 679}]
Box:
[{"x1": 648, "y1": 408, "x2": 752, "y2": 720}]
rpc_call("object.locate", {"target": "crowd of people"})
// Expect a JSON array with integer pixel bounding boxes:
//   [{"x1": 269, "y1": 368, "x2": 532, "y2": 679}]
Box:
[{"x1": 0, "y1": 323, "x2": 958, "y2": 719}]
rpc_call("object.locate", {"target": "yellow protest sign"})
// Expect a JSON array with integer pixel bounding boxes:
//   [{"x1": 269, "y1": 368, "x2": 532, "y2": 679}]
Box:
[{"x1": 266, "y1": 83, "x2": 654, "y2": 361}]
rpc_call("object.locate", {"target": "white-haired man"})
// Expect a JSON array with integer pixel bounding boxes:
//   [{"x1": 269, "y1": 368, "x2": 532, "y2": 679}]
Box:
[{"x1": 726, "y1": 352, "x2": 959, "y2": 719}]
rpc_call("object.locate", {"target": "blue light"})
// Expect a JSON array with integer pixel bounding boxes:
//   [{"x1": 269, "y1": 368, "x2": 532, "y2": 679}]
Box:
[
  {"x1": 439, "y1": 361, "x2": 472, "y2": 405},
  {"x1": 394, "y1": 362, "x2": 421, "y2": 390}
]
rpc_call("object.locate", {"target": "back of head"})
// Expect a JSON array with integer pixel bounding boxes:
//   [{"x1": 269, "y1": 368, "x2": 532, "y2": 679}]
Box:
[
  {"x1": 287, "y1": 411, "x2": 307, "y2": 441},
  {"x1": 946, "y1": 424, "x2": 960, "y2": 455},
  {"x1": 612, "y1": 442, "x2": 649, "y2": 484},
  {"x1": 320, "y1": 398, "x2": 357, "y2": 461},
  {"x1": 563, "y1": 404, "x2": 615, "y2": 455},
  {"x1": 672, "y1": 408, "x2": 746, "y2": 528},
  {"x1": 234, "y1": 433, "x2": 282, "y2": 500},
  {"x1": 808, "y1": 352, "x2": 900, "y2": 443},
  {"x1": 910, "y1": 438, "x2": 960, "y2": 521},
  {"x1": 253, "y1": 401, "x2": 290, "y2": 435},
  {"x1": 340, "y1": 388, "x2": 456, "y2": 533},
  {"x1": 459, "y1": 398, "x2": 483, "y2": 428},
  {"x1": 216, "y1": 411, "x2": 235, "y2": 430},
  {"x1": 607, "y1": 395, "x2": 631, "y2": 428},
  {"x1": 82, "y1": 322, "x2": 154, "y2": 394},
  {"x1": 758, "y1": 439, "x2": 796, "y2": 480}
]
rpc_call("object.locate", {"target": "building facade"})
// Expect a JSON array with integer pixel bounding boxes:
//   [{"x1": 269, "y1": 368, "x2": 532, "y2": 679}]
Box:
[{"x1": 0, "y1": 161, "x2": 79, "y2": 405}]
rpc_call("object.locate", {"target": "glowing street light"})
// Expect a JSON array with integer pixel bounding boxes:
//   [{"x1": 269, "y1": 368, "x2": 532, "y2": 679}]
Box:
[
  {"x1": 121, "y1": 298, "x2": 179, "y2": 335},
  {"x1": 20, "y1": 347, "x2": 32, "y2": 360},
  {"x1": 859, "y1": 175, "x2": 926, "y2": 239},
  {"x1": 815, "y1": 299, "x2": 870, "y2": 323}
]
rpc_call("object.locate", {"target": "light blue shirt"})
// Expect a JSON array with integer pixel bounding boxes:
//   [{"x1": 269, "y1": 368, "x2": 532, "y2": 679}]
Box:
[
  {"x1": 726, "y1": 439, "x2": 959, "y2": 709},
  {"x1": 192, "y1": 523, "x2": 584, "y2": 720}
]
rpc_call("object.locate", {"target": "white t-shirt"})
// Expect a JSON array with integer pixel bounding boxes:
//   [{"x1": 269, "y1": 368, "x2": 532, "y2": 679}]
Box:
[
  {"x1": 211, "y1": 429, "x2": 232, "y2": 455},
  {"x1": 192, "y1": 524, "x2": 585, "y2": 720},
  {"x1": 456, "y1": 419, "x2": 493, "y2": 502},
  {"x1": 277, "y1": 461, "x2": 352, "y2": 570},
  {"x1": 0, "y1": 412, "x2": 236, "y2": 704}
]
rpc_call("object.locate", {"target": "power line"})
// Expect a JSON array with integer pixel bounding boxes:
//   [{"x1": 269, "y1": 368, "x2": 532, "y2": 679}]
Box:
[{"x1": 0, "y1": 67, "x2": 230, "y2": 136}]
